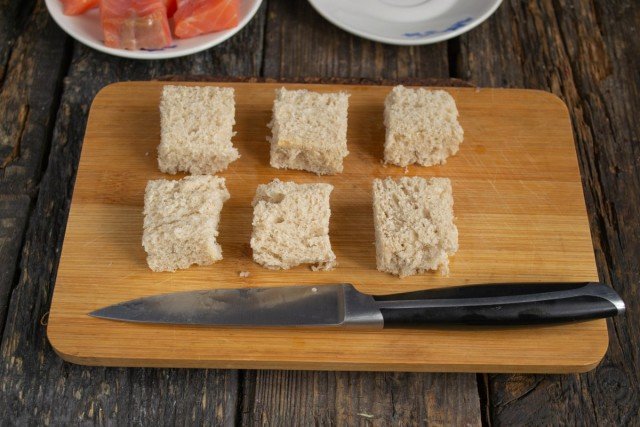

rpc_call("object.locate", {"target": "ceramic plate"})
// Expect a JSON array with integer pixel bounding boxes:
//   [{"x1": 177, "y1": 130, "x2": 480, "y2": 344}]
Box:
[
  {"x1": 44, "y1": 0, "x2": 263, "y2": 60},
  {"x1": 307, "y1": 0, "x2": 503, "y2": 45}
]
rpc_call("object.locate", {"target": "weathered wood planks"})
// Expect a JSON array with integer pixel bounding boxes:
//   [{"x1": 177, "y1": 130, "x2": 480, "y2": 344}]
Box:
[
  {"x1": 459, "y1": 0, "x2": 640, "y2": 424},
  {"x1": 0, "y1": 1, "x2": 266, "y2": 424},
  {"x1": 0, "y1": 0, "x2": 638, "y2": 424},
  {"x1": 236, "y1": 1, "x2": 481, "y2": 424}
]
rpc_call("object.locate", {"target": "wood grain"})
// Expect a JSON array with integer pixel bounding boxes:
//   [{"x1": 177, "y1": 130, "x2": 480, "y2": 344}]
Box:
[
  {"x1": 263, "y1": 0, "x2": 449, "y2": 79},
  {"x1": 248, "y1": 3, "x2": 474, "y2": 423},
  {"x1": 0, "y1": 0, "x2": 70, "y2": 196},
  {"x1": 0, "y1": 0, "x2": 34, "y2": 83},
  {"x1": 1, "y1": 0, "x2": 637, "y2": 425},
  {"x1": 46, "y1": 81, "x2": 602, "y2": 372},
  {"x1": 0, "y1": 2, "x2": 267, "y2": 423},
  {"x1": 241, "y1": 370, "x2": 481, "y2": 426},
  {"x1": 459, "y1": 0, "x2": 640, "y2": 425},
  {"x1": 0, "y1": 196, "x2": 29, "y2": 333}
]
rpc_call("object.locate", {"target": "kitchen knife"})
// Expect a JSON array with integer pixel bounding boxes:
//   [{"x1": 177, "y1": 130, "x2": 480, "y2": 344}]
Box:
[{"x1": 89, "y1": 282, "x2": 625, "y2": 328}]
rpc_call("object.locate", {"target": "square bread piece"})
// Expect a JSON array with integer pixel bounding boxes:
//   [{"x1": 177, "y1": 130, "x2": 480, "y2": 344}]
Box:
[
  {"x1": 251, "y1": 179, "x2": 336, "y2": 270},
  {"x1": 384, "y1": 86, "x2": 464, "y2": 167},
  {"x1": 142, "y1": 175, "x2": 230, "y2": 272},
  {"x1": 268, "y1": 88, "x2": 350, "y2": 175},
  {"x1": 372, "y1": 176, "x2": 458, "y2": 277},
  {"x1": 158, "y1": 85, "x2": 239, "y2": 174}
]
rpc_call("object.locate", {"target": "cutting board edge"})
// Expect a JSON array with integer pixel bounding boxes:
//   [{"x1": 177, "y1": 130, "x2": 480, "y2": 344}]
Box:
[
  {"x1": 47, "y1": 313, "x2": 609, "y2": 374},
  {"x1": 48, "y1": 331, "x2": 608, "y2": 374},
  {"x1": 49, "y1": 80, "x2": 606, "y2": 373}
]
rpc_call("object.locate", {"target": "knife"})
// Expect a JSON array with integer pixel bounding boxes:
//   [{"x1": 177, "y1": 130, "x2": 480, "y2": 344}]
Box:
[{"x1": 89, "y1": 282, "x2": 625, "y2": 328}]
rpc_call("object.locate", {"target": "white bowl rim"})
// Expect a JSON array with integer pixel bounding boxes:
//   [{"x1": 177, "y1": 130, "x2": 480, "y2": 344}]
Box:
[{"x1": 306, "y1": 0, "x2": 504, "y2": 46}]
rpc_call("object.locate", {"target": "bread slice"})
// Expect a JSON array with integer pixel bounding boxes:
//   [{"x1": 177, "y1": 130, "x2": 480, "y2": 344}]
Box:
[
  {"x1": 250, "y1": 179, "x2": 336, "y2": 270},
  {"x1": 372, "y1": 176, "x2": 458, "y2": 277},
  {"x1": 384, "y1": 86, "x2": 463, "y2": 167},
  {"x1": 268, "y1": 88, "x2": 349, "y2": 175},
  {"x1": 158, "y1": 85, "x2": 239, "y2": 174},
  {"x1": 142, "y1": 175, "x2": 230, "y2": 272}
]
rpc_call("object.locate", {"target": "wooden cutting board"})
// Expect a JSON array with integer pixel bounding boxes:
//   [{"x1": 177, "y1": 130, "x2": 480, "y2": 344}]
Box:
[{"x1": 48, "y1": 81, "x2": 605, "y2": 373}]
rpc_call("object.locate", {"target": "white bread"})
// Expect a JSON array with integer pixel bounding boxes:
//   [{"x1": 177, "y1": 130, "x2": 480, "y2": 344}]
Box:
[
  {"x1": 142, "y1": 175, "x2": 230, "y2": 272},
  {"x1": 372, "y1": 176, "x2": 458, "y2": 277},
  {"x1": 384, "y1": 86, "x2": 463, "y2": 167},
  {"x1": 268, "y1": 88, "x2": 349, "y2": 175},
  {"x1": 250, "y1": 179, "x2": 336, "y2": 270},
  {"x1": 158, "y1": 85, "x2": 239, "y2": 174}
]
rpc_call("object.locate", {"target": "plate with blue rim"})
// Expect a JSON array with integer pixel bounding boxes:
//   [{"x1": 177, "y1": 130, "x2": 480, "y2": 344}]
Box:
[{"x1": 307, "y1": 0, "x2": 503, "y2": 46}]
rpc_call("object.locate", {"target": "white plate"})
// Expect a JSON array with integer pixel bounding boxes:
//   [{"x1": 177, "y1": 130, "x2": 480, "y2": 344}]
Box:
[
  {"x1": 307, "y1": 0, "x2": 503, "y2": 46},
  {"x1": 44, "y1": 0, "x2": 263, "y2": 59}
]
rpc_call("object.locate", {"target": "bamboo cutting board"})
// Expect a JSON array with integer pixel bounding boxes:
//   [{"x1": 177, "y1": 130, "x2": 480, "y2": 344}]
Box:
[{"x1": 48, "y1": 81, "x2": 605, "y2": 373}]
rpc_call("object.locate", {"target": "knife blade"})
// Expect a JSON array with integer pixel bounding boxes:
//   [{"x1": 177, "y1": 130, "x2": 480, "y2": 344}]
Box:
[{"x1": 89, "y1": 282, "x2": 625, "y2": 328}]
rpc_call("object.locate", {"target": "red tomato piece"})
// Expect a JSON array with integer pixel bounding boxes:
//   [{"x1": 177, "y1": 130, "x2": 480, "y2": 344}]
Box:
[
  {"x1": 60, "y1": 0, "x2": 99, "y2": 15},
  {"x1": 173, "y1": 0, "x2": 239, "y2": 39},
  {"x1": 101, "y1": 0, "x2": 173, "y2": 50}
]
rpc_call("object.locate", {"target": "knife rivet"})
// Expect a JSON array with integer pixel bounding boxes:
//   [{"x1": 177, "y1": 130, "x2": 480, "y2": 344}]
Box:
[{"x1": 312, "y1": 287, "x2": 318, "y2": 293}]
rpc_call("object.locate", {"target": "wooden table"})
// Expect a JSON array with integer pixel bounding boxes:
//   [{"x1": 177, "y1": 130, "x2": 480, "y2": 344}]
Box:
[{"x1": 0, "y1": 0, "x2": 637, "y2": 424}]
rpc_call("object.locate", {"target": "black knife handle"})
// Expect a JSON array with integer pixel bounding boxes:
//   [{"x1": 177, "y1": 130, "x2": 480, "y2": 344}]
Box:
[{"x1": 373, "y1": 282, "x2": 625, "y2": 327}]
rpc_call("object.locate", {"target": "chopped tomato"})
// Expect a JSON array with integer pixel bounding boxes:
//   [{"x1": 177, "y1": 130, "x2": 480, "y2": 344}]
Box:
[
  {"x1": 60, "y1": 0, "x2": 99, "y2": 15},
  {"x1": 101, "y1": 0, "x2": 173, "y2": 50},
  {"x1": 174, "y1": 0, "x2": 239, "y2": 39},
  {"x1": 163, "y1": 0, "x2": 177, "y2": 17}
]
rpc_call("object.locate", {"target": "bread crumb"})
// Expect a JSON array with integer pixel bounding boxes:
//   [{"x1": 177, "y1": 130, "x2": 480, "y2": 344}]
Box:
[
  {"x1": 144, "y1": 151, "x2": 149, "y2": 156},
  {"x1": 238, "y1": 271, "x2": 250, "y2": 278},
  {"x1": 310, "y1": 262, "x2": 336, "y2": 271}
]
